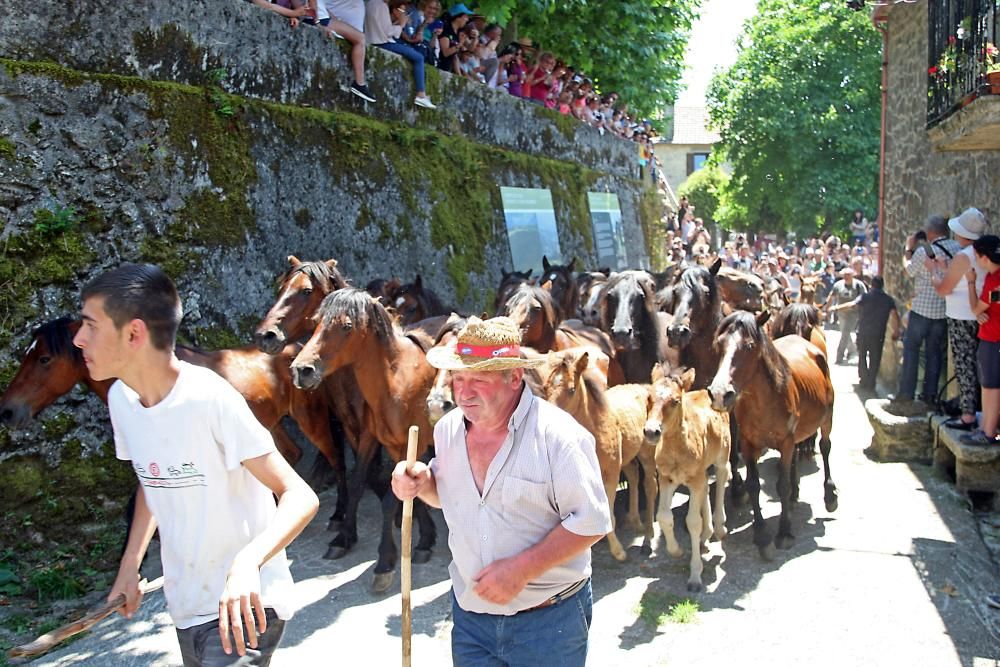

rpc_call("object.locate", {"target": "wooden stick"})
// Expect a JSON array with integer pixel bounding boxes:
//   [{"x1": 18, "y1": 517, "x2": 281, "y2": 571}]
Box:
[
  {"x1": 8, "y1": 576, "x2": 164, "y2": 660},
  {"x1": 400, "y1": 424, "x2": 419, "y2": 667}
]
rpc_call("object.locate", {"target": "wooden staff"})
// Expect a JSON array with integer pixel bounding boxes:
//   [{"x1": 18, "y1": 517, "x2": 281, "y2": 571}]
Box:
[
  {"x1": 400, "y1": 425, "x2": 419, "y2": 667},
  {"x1": 8, "y1": 576, "x2": 164, "y2": 661}
]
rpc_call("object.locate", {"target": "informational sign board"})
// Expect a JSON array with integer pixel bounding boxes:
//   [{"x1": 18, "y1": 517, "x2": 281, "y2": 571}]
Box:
[
  {"x1": 500, "y1": 187, "x2": 562, "y2": 274},
  {"x1": 588, "y1": 192, "x2": 627, "y2": 270}
]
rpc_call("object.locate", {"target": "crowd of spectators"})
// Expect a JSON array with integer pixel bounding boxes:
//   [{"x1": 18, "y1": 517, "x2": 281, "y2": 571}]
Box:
[{"x1": 243, "y1": 0, "x2": 660, "y2": 155}]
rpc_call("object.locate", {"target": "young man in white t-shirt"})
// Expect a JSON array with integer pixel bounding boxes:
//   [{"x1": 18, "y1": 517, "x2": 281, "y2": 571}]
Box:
[{"x1": 72, "y1": 263, "x2": 319, "y2": 666}]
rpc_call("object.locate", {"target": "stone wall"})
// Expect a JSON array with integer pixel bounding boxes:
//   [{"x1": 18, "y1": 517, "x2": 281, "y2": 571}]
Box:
[
  {"x1": 878, "y1": 2, "x2": 1000, "y2": 387},
  {"x1": 0, "y1": 3, "x2": 662, "y2": 503}
]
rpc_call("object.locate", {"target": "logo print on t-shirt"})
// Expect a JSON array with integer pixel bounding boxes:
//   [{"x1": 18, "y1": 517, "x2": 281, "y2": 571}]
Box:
[
  {"x1": 150, "y1": 462, "x2": 160, "y2": 477},
  {"x1": 134, "y1": 461, "x2": 206, "y2": 489}
]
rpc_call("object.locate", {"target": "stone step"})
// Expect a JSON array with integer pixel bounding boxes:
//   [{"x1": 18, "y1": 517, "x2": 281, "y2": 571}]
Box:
[{"x1": 930, "y1": 415, "x2": 1000, "y2": 494}]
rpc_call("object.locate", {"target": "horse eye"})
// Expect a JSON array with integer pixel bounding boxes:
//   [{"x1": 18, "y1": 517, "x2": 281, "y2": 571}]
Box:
[
  {"x1": 302, "y1": 288, "x2": 313, "y2": 297},
  {"x1": 39, "y1": 355, "x2": 52, "y2": 365},
  {"x1": 342, "y1": 321, "x2": 353, "y2": 331}
]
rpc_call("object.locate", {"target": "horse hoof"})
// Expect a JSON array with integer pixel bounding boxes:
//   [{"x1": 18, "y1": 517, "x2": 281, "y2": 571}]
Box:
[
  {"x1": 686, "y1": 581, "x2": 704, "y2": 594},
  {"x1": 775, "y1": 534, "x2": 794, "y2": 550},
  {"x1": 758, "y1": 543, "x2": 776, "y2": 561},
  {"x1": 826, "y1": 496, "x2": 839, "y2": 513},
  {"x1": 640, "y1": 543, "x2": 652, "y2": 557},
  {"x1": 323, "y1": 545, "x2": 349, "y2": 560},
  {"x1": 412, "y1": 548, "x2": 432, "y2": 564},
  {"x1": 371, "y1": 571, "x2": 395, "y2": 594}
]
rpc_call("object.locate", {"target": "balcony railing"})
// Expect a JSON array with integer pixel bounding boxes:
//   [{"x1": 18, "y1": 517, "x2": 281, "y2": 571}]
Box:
[{"x1": 927, "y1": 0, "x2": 999, "y2": 127}]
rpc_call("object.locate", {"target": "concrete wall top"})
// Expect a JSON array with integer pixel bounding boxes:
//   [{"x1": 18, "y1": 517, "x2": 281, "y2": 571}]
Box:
[{"x1": 0, "y1": 0, "x2": 639, "y2": 178}]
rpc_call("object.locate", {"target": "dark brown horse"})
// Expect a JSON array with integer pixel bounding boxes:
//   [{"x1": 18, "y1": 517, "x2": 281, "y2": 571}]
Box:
[
  {"x1": 0, "y1": 318, "x2": 335, "y2": 469},
  {"x1": 502, "y1": 284, "x2": 624, "y2": 385},
  {"x1": 390, "y1": 274, "x2": 448, "y2": 326},
  {"x1": 598, "y1": 271, "x2": 671, "y2": 383},
  {"x1": 664, "y1": 260, "x2": 723, "y2": 390},
  {"x1": 290, "y1": 289, "x2": 438, "y2": 592},
  {"x1": 707, "y1": 310, "x2": 837, "y2": 558},
  {"x1": 771, "y1": 303, "x2": 827, "y2": 356},
  {"x1": 539, "y1": 255, "x2": 578, "y2": 321},
  {"x1": 493, "y1": 268, "x2": 533, "y2": 316},
  {"x1": 715, "y1": 266, "x2": 765, "y2": 312},
  {"x1": 365, "y1": 276, "x2": 402, "y2": 303},
  {"x1": 576, "y1": 270, "x2": 609, "y2": 326}
]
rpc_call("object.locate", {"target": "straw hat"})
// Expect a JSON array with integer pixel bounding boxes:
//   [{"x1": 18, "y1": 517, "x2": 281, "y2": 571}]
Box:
[
  {"x1": 948, "y1": 207, "x2": 988, "y2": 240},
  {"x1": 426, "y1": 317, "x2": 545, "y2": 371}
]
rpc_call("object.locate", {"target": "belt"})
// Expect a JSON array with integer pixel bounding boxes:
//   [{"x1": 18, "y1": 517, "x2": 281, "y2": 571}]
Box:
[{"x1": 521, "y1": 578, "x2": 588, "y2": 613}]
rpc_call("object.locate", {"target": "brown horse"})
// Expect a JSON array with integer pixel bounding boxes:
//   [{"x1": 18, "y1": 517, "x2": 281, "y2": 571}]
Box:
[
  {"x1": 576, "y1": 270, "x2": 609, "y2": 326},
  {"x1": 799, "y1": 276, "x2": 820, "y2": 305},
  {"x1": 502, "y1": 284, "x2": 624, "y2": 385},
  {"x1": 365, "y1": 276, "x2": 402, "y2": 303},
  {"x1": 664, "y1": 261, "x2": 723, "y2": 390},
  {"x1": 493, "y1": 268, "x2": 533, "y2": 316},
  {"x1": 0, "y1": 318, "x2": 333, "y2": 468},
  {"x1": 599, "y1": 271, "x2": 672, "y2": 384},
  {"x1": 644, "y1": 367, "x2": 731, "y2": 592},
  {"x1": 390, "y1": 274, "x2": 448, "y2": 326},
  {"x1": 289, "y1": 288, "x2": 438, "y2": 592},
  {"x1": 707, "y1": 310, "x2": 837, "y2": 558},
  {"x1": 539, "y1": 255, "x2": 578, "y2": 321},
  {"x1": 771, "y1": 303, "x2": 827, "y2": 356},
  {"x1": 542, "y1": 348, "x2": 657, "y2": 561},
  {"x1": 715, "y1": 266, "x2": 764, "y2": 312}
]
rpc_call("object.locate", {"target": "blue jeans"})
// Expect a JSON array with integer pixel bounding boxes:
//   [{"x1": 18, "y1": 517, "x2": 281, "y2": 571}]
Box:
[
  {"x1": 175, "y1": 608, "x2": 285, "y2": 667},
  {"x1": 451, "y1": 580, "x2": 592, "y2": 667},
  {"x1": 898, "y1": 311, "x2": 947, "y2": 400},
  {"x1": 376, "y1": 41, "x2": 425, "y2": 93}
]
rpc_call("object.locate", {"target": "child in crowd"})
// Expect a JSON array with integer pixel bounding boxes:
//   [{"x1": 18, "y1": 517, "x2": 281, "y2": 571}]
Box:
[
  {"x1": 302, "y1": 0, "x2": 376, "y2": 102},
  {"x1": 964, "y1": 235, "x2": 1000, "y2": 446},
  {"x1": 505, "y1": 44, "x2": 525, "y2": 97},
  {"x1": 74, "y1": 264, "x2": 318, "y2": 666}
]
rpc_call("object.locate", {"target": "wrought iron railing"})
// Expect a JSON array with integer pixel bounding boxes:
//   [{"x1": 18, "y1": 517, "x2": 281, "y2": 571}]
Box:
[{"x1": 927, "y1": 0, "x2": 999, "y2": 126}]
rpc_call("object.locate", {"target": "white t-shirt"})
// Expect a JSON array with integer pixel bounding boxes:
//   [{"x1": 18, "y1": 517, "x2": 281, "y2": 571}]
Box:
[
  {"x1": 109, "y1": 362, "x2": 295, "y2": 630},
  {"x1": 945, "y1": 244, "x2": 986, "y2": 321},
  {"x1": 317, "y1": 0, "x2": 365, "y2": 32}
]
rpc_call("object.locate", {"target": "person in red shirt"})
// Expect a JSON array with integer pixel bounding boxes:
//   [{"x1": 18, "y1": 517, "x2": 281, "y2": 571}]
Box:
[{"x1": 964, "y1": 235, "x2": 1000, "y2": 445}]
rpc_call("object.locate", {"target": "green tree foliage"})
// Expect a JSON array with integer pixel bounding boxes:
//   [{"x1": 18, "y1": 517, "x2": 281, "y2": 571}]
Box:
[
  {"x1": 706, "y1": 0, "x2": 881, "y2": 236},
  {"x1": 677, "y1": 163, "x2": 728, "y2": 225},
  {"x1": 476, "y1": 0, "x2": 701, "y2": 119}
]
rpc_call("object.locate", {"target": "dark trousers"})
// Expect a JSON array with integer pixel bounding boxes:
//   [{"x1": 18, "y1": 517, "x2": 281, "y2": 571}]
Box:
[
  {"x1": 857, "y1": 332, "x2": 885, "y2": 389},
  {"x1": 898, "y1": 312, "x2": 947, "y2": 401},
  {"x1": 176, "y1": 608, "x2": 285, "y2": 667}
]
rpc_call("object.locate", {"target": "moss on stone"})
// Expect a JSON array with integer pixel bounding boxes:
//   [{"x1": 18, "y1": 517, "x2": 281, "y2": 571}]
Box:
[
  {"x1": 637, "y1": 186, "x2": 668, "y2": 270},
  {"x1": 192, "y1": 326, "x2": 245, "y2": 350},
  {"x1": 0, "y1": 136, "x2": 15, "y2": 161},
  {"x1": 131, "y1": 24, "x2": 220, "y2": 84}
]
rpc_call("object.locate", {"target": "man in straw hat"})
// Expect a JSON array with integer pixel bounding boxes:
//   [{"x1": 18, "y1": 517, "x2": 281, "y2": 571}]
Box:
[
  {"x1": 931, "y1": 207, "x2": 990, "y2": 430},
  {"x1": 823, "y1": 266, "x2": 868, "y2": 364},
  {"x1": 391, "y1": 316, "x2": 611, "y2": 666}
]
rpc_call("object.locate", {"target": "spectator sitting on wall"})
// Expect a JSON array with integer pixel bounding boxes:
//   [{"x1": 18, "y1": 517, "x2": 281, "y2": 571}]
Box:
[
  {"x1": 477, "y1": 23, "x2": 503, "y2": 86},
  {"x1": 435, "y1": 4, "x2": 472, "y2": 74},
  {"x1": 504, "y1": 43, "x2": 526, "y2": 97},
  {"x1": 458, "y1": 45, "x2": 484, "y2": 82},
  {"x1": 365, "y1": 0, "x2": 438, "y2": 108},
  {"x1": 490, "y1": 44, "x2": 517, "y2": 91},
  {"x1": 932, "y1": 207, "x2": 989, "y2": 432},
  {"x1": 962, "y1": 235, "x2": 1000, "y2": 446},
  {"x1": 414, "y1": 0, "x2": 443, "y2": 65},
  {"x1": 244, "y1": 0, "x2": 312, "y2": 26},
  {"x1": 525, "y1": 51, "x2": 557, "y2": 106},
  {"x1": 306, "y1": 0, "x2": 376, "y2": 102}
]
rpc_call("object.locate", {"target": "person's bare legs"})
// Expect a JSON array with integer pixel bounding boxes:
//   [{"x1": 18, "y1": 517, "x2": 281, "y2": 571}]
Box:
[
  {"x1": 327, "y1": 21, "x2": 366, "y2": 87},
  {"x1": 250, "y1": 0, "x2": 308, "y2": 18},
  {"x1": 982, "y1": 387, "x2": 999, "y2": 438}
]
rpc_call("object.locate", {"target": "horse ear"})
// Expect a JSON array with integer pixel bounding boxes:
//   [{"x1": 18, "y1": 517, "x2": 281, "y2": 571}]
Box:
[
  {"x1": 680, "y1": 367, "x2": 696, "y2": 392},
  {"x1": 526, "y1": 269, "x2": 533, "y2": 278},
  {"x1": 709, "y1": 258, "x2": 722, "y2": 276},
  {"x1": 574, "y1": 351, "x2": 590, "y2": 377},
  {"x1": 756, "y1": 310, "x2": 771, "y2": 327},
  {"x1": 325, "y1": 259, "x2": 338, "y2": 270},
  {"x1": 569, "y1": 257, "x2": 578, "y2": 271},
  {"x1": 415, "y1": 274, "x2": 423, "y2": 288},
  {"x1": 542, "y1": 256, "x2": 551, "y2": 272},
  {"x1": 287, "y1": 255, "x2": 301, "y2": 267},
  {"x1": 480, "y1": 311, "x2": 489, "y2": 319}
]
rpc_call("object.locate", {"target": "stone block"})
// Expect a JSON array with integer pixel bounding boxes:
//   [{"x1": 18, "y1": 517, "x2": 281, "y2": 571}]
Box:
[
  {"x1": 864, "y1": 398, "x2": 932, "y2": 463},
  {"x1": 931, "y1": 416, "x2": 1000, "y2": 494}
]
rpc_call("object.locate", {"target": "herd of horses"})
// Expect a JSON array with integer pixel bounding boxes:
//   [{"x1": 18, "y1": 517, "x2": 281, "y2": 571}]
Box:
[{"x1": 0, "y1": 254, "x2": 837, "y2": 594}]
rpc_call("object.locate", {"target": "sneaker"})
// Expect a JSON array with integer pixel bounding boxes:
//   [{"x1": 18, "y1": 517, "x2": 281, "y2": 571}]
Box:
[
  {"x1": 960, "y1": 430, "x2": 1000, "y2": 446},
  {"x1": 943, "y1": 417, "x2": 977, "y2": 432},
  {"x1": 414, "y1": 96, "x2": 437, "y2": 109},
  {"x1": 350, "y1": 83, "x2": 376, "y2": 103},
  {"x1": 987, "y1": 594, "x2": 1000, "y2": 609}
]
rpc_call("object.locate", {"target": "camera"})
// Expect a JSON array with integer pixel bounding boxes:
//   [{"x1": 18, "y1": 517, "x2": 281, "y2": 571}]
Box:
[{"x1": 991, "y1": 290, "x2": 1000, "y2": 303}]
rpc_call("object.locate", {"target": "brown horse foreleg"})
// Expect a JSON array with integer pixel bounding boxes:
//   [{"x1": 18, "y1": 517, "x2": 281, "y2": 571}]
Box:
[
  {"x1": 685, "y1": 479, "x2": 709, "y2": 593},
  {"x1": 819, "y1": 416, "x2": 838, "y2": 512},
  {"x1": 774, "y1": 443, "x2": 796, "y2": 551},
  {"x1": 743, "y1": 455, "x2": 772, "y2": 558},
  {"x1": 728, "y1": 417, "x2": 748, "y2": 505},
  {"x1": 637, "y1": 448, "x2": 658, "y2": 556},
  {"x1": 372, "y1": 488, "x2": 402, "y2": 594},
  {"x1": 324, "y1": 430, "x2": 378, "y2": 560},
  {"x1": 294, "y1": 404, "x2": 348, "y2": 523},
  {"x1": 270, "y1": 424, "x2": 303, "y2": 466}
]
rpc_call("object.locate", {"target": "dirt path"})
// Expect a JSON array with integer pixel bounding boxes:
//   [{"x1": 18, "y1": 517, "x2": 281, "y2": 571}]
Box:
[{"x1": 30, "y1": 330, "x2": 1000, "y2": 666}]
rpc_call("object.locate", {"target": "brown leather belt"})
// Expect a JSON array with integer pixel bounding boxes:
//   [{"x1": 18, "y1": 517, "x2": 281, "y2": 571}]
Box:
[{"x1": 521, "y1": 578, "x2": 588, "y2": 613}]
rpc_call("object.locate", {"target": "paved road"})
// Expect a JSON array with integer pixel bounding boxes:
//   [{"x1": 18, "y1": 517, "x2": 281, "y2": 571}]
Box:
[{"x1": 30, "y1": 330, "x2": 1000, "y2": 666}]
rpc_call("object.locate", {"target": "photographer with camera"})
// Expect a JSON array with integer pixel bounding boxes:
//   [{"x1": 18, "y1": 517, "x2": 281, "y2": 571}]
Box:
[
  {"x1": 962, "y1": 235, "x2": 1000, "y2": 445},
  {"x1": 895, "y1": 215, "x2": 959, "y2": 406}
]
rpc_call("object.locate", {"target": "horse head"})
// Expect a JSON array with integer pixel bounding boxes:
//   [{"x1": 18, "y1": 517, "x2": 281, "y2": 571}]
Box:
[
  {"x1": 576, "y1": 272, "x2": 609, "y2": 326},
  {"x1": 772, "y1": 304, "x2": 820, "y2": 341},
  {"x1": 494, "y1": 269, "x2": 533, "y2": 316},
  {"x1": 666, "y1": 263, "x2": 721, "y2": 349},
  {"x1": 502, "y1": 284, "x2": 557, "y2": 351},
  {"x1": 707, "y1": 310, "x2": 772, "y2": 412},
  {"x1": 601, "y1": 271, "x2": 655, "y2": 352},
  {"x1": 0, "y1": 318, "x2": 93, "y2": 429},
  {"x1": 290, "y1": 288, "x2": 394, "y2": 390},
  {"x1": 393, "y1": 274, "x2": 446, "y2": 326},
  {"x1": 542, "y1": 348, "x2": 591, "y2": 411},
  {"x1": 540, "y1": 256, "x2": 578, "y2": 321},
  {"x1": 643, "y1": 366, "x2": 696, "y2": 443},
  {"x1": 255, "y1": 256, "x2": 347, "y2": 355}
]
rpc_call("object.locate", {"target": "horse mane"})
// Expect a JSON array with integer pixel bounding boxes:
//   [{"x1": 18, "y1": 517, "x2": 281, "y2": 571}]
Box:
[
  {"x1": 505, "y1": 284, "x2": 558, "y2": 331},
  {"x1": 398, "y1": 280, "x2": 447, "y2": 317},
  {"x1": 772, "y1": 304, "x2": 820, "y2": 341},
  {"x1": 317, "y1": 288, "x2": 397, "y2": 349},
  {"x1": 581, "y1": 369, "x2": 608, "y2": 412},
  {"x1": 280, "y1": 260, "x2": 350, "y2": 293},
  {"x1": 716, "y1": 311, "x2": 790, "y2": 391},
  {"x1": 32, "y1": 317, "x2": 83, "y2": 363},
  {"x1": 433, "y1": 314, "x2": 468, "y2": 345}
]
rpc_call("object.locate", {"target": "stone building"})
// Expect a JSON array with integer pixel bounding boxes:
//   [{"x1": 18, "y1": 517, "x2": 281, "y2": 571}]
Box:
[
  {"x1": 874, "y1": 1, "x2": 1000, "y2": 387},
  {"x1": 652, "y1": 105, "x2": 722, "y2": 197}
]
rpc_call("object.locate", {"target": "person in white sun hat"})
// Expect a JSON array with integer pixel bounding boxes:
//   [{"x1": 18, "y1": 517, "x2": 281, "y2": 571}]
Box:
[
  {"x1": 932, "y1": 207, "x2": 990, "y2": 431},
  {"x1": 391, "y1": 316, "x2": 611, "y2": 666}
]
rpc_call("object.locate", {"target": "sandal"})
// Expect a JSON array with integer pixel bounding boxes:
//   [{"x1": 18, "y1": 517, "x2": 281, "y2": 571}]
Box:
[{"x1": 960, "y1": 430, "x2": 1000, "y2": 446}]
